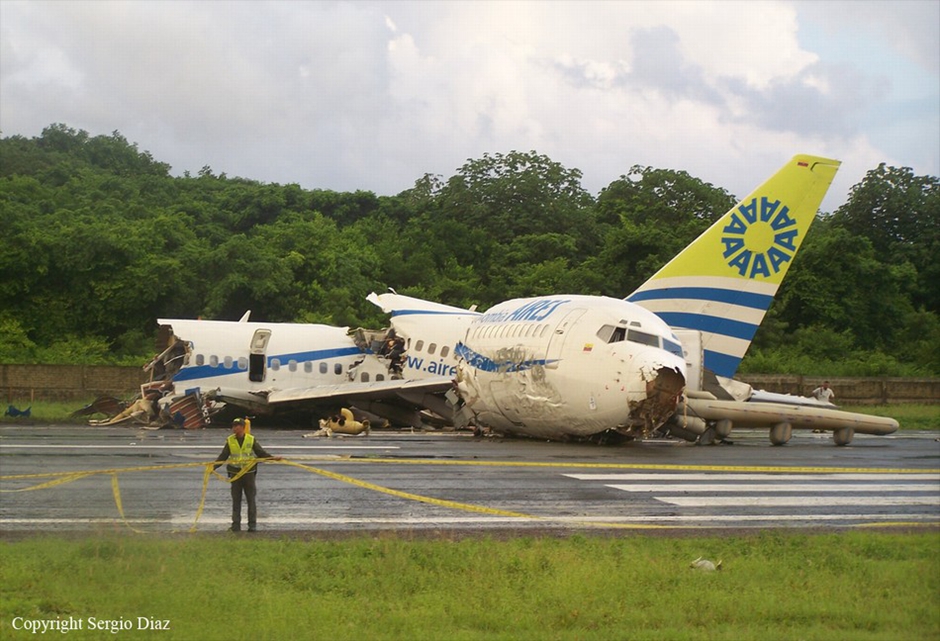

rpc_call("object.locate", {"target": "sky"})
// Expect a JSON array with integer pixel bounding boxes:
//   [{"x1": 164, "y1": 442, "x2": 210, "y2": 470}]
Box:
[{"x1": 1, "y1": 0, "x2": 937, "y2": 213}]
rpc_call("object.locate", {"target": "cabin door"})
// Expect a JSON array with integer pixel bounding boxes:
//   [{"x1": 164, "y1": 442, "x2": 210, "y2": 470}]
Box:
[
  {"x1": 249, "y1": 329, "x2": 271, "y2": 382},
  {"x1": 544, "y1": 309, "x2": 586, "y2": 369}
]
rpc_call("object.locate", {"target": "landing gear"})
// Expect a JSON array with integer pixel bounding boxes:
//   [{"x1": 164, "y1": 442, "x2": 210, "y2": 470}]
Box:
[
  {"x1": 698, "y1": 427, "x2": 717, "y2": 446},
  {"x1": 769, "y1": 422, "x2": 792, "y2": 446},
  {"x1": 833, "y1": 427, "x2": 854, "y2": 446}
]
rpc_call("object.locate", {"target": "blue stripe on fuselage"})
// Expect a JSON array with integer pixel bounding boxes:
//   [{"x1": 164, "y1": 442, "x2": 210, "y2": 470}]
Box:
[
  {"x1": 389, "y1": 309, "x2": 477, "y2": 318},
  {"x1": 172, "y1": 345, "x2": 362, "y2": 382},
  {"x1": 455, "y1": 342, "x2": 557, "y2": 373}
]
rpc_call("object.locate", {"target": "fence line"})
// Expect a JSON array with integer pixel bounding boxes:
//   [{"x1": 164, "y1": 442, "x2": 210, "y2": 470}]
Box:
[{"x1": 2, "y1": 364, "x2": 938, "y2": 404}]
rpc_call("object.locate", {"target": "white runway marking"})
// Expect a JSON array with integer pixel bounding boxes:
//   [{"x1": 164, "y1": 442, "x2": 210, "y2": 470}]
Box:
[
  {"x1": 570, "y1": 471, "x2": 940, "y2": 520},
  {"x1": 651, "y1": 496, "x2": 939, "y2": 507},
  {"x1": 3, "y1": 512, "x2": 937, "y2": 529},
  {"x1": 565, "y1": 473, "x2": 940, "y2": 481},
  {"x1": 603, "y1": 483, "x2": 936, "y2": 493}
]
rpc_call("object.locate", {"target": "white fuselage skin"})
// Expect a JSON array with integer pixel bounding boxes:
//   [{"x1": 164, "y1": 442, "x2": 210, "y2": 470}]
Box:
[
  {"x1": 161, "y1": 294, "x2": 687, "y2": 438},
  {"x1": 451, "y1": 295, "x2": 687, "y2": 440},
  {"x1": 158, "y1": 319, "x2": 376, "y2": 398}
]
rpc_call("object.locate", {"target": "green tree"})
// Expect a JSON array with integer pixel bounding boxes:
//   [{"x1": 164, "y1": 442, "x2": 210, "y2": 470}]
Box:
[
  {"x1": 831, "y1": 164, "x2": 939, "y2": 312},
  {"x1": 595, "y1": 165, "x2": 736, "y2": 296}
]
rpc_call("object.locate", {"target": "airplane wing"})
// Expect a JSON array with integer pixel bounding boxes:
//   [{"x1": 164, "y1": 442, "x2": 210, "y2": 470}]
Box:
[
  {"x1": 267, "y1": 376, "x2": 454, "y2": 406},
  {"x1": 209, "y1": 376, "x2": 458, "y2": 427}
]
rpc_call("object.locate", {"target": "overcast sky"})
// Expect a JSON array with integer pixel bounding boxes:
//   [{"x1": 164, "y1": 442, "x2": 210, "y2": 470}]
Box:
[{"x1": 2, "y1": 0, "x2": 937, "y2": 212}]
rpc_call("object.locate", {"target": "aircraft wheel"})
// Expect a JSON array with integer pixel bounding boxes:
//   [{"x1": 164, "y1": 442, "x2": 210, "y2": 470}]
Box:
[
  {"x1": 833, "y1": 427, "x2": 854, "y2": 446},
  {"x1": 698, "y1": 427, "x2": 717, "y2": 446},
  {"x1": 769, "y1": 422, "x2": 792, "y2": 446},
  {"x1": 714, "y1": 419, "x2": 733, "y2": 439}
]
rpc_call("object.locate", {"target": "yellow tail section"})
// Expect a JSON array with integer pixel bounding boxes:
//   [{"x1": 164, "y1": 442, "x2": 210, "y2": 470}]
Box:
[
  {"x1": 648, "y1": 155, "x2": 839, "y2": 284},
  {"x1": 628, "y1": 155, "x2": 841, "y2": 378}
]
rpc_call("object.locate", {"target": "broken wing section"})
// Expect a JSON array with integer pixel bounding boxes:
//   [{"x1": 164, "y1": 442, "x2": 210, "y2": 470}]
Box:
[{"x1": 266, "y1": 376, "x2": 457, "y2": 427}]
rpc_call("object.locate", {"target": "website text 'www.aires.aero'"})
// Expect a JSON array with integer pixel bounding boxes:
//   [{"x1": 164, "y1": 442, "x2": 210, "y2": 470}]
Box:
[{"x1": 405, "y1": 355, "x2": 456, "y2": 377}]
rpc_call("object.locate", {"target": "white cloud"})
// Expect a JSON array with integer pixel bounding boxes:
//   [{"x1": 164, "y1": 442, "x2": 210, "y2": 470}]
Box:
[{"x1": 1, "y1": 0, "x2": 936, "y2": 212}]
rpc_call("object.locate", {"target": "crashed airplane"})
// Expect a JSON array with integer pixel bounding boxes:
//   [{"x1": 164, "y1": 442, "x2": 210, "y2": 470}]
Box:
[
  {"x1": 367, "y1": 155, "x2": 899, "y2": 445},
  {"x1": 101, "y1": 154, "x2": 897, "y2": 445}
]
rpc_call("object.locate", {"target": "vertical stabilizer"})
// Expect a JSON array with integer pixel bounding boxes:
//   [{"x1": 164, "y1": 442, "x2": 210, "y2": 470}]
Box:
[{"x1": 627, "y1": 155, "x2": 840, "y2": 378}]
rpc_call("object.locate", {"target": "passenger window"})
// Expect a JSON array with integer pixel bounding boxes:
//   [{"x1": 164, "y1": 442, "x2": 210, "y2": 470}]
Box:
[
  {"x1": 271, "y1": 359, "x2": 280, "y2": 371},
  {"x1": 289, "y1": 360, "x2": 297, "y2": 372},
  {"x1": 415, "y1": 340, "x2": 425, "y2": 352},
  {"x1": 441, "y1": 346, "x2": 449, "y2": 358},
  {"x1": 428, "y1": 343, "x2": 436, "y2": 355},
  {"x1": 376, "y1": 373, "x2": 385, "y2": 381},
  {"x1": 361, "y1": 372, "x2": 370, "y2": 382},
  {"x1": 334, "y1": 363, "x2": 343, "y2": 375},
  {"x1": 196, "y1": 354, "x2": 205, "y2": 366},
  {"x1": 304, "y1": 362, "x2": 312, "y2": 373},
  {"x1": 210, "y1": 355, "x2": 219, "y2": 367},
  {"x1": 539, "y1": 325, "x2": 550, "y2": 338},
  {"x1": 238, "y1": 357, "x2": 248, "y2": 370},
  {"x1": 319, "y1": 362, "x2": 327, "y2": 374}
]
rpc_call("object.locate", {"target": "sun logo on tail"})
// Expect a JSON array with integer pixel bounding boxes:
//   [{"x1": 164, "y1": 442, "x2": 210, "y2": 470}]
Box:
[{"x1": 720, "y1": 196, "x2": 799, "y2": 279}]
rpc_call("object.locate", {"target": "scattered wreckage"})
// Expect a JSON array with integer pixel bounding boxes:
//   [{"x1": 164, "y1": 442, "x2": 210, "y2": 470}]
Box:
[
  {"x1": 303, "y1": 408, "x2": 371, "y2": 438},
  {"x1": 72, "y1": 337, "x2": 216, "y2": 430}
]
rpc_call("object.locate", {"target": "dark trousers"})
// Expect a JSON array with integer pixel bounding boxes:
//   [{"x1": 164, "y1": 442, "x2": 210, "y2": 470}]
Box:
[{"x1": 229, "y1": 471, "x2": 257, "y2": 529}]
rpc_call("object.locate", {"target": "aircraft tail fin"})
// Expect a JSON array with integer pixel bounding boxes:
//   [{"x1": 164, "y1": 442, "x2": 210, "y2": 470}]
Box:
[{"x1": 627, "y1": 155, "x2": 840, "y2": 378}]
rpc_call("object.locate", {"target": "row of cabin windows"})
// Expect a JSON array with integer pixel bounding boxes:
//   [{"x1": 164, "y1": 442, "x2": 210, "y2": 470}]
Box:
[
  {"x1": 468, "y1": 323, "x2": 552, "y2": 341},
  {"x1": 194, "y1": 354, "x2": 347, "y2": 375},
  {"x1": 408, "y1": 340, "x2": 449, "y2": 358},
  {"x1": 192, "y1": 354, "x2": 399, "y2": 382}
]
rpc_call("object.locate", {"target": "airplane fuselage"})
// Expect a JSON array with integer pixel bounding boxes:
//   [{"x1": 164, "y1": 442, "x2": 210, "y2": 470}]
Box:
[
  {"x1": 158, "y1": 319, "x2": 373, "y2": 402},
  {"x1": 451, "y1": 295, "x2": 687, "y2": 439}
]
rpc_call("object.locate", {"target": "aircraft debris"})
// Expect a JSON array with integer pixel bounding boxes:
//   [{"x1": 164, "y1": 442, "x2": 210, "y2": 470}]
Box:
[
  {"x1": 4, "y1": 404, "x2": 31, "y2": 418},
  {"x1": 690, "y1": 557, "x2": 722, "y2": 572},
  {"x1": 304, "y1": 408, "x2": 371, "y2": 437}
]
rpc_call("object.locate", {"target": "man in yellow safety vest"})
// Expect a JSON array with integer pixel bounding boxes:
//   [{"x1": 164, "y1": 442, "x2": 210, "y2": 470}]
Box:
[{"x1": 213, "y1": 417, "x2": 282, "y2": 532}]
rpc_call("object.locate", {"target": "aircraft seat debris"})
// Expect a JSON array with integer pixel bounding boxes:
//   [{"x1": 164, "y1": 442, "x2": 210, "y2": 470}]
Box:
[{"x1": 305, "y1": 407, "x2": 371, "y2": 437}]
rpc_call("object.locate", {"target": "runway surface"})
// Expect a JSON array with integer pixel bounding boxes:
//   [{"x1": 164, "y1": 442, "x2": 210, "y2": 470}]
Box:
[{"x1": 1, "y1": 424, "x2": 938, "y2": 535}]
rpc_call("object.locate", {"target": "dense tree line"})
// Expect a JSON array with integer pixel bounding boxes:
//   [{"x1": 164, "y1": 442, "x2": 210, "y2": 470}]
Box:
[{"x1": 1, "y1": 124, "x2": 937, "y2": 375}]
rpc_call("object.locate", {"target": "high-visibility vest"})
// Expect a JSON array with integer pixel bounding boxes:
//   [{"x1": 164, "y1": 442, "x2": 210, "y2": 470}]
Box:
[{"x1": 226, "y1": 433, "x2": 256, "y2": 469}]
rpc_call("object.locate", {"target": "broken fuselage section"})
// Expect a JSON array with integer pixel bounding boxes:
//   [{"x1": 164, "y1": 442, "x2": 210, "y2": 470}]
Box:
[{"x1": 452, "y1": 295, "x2": 687, "y2": 440}]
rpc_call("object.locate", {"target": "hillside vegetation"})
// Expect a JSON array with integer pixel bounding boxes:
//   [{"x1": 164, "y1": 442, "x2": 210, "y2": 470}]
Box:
[{"x1": 1, "y1": 124, "x2": 937, "y2": 375}]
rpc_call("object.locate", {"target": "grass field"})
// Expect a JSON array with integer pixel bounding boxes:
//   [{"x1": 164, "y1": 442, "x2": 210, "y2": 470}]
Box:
[
  {"x1": 1, "y1": 531, "x2": 938, "y2": 641},
  {"x1": 840, "y1": 404, "x2": 939, "y2": 430}
]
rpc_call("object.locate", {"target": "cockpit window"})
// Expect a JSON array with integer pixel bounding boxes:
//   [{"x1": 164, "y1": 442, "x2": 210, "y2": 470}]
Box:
[
  {"x1": 627, "y1": 329, "x2": 660, "y2": 348},
  {"x1": 596, "y1": 325, "x2": 627, "y2": 343},
  {"x1": 663, "y1": 338, "x2": 684, "y2": 357}
]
